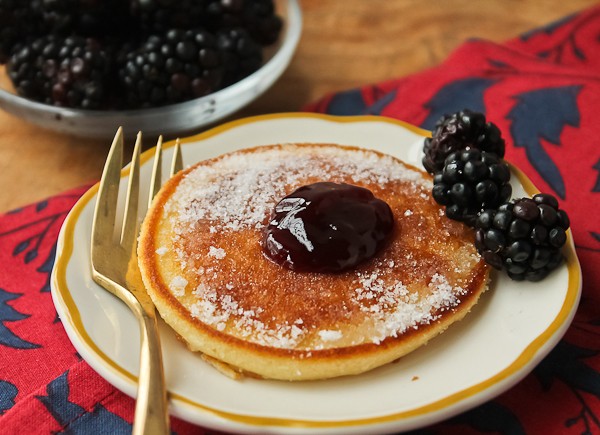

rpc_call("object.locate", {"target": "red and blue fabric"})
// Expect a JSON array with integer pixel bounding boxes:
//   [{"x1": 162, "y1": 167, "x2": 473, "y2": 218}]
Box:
[{"x1": 2, "y1": 5, "x2": 600, "y2": 434}]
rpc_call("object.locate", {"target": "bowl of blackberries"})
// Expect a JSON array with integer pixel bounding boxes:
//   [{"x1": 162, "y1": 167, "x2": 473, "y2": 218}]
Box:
[{"x1": 0, "y1": 0, "x2": 301, "y2": 138}]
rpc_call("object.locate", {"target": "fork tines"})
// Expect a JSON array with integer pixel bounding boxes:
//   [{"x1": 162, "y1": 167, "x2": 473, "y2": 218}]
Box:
[
  {"x1": 149, "y1": 136, "x2": 183, "y2": 208},
  {"x1": 91, "y1": 128, "x2": 141, "y2": 285}
]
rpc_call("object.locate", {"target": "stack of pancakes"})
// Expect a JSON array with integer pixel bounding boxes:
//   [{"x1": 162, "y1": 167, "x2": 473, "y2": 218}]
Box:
[{"x1": 137, "y1": 143, "x2": 488, "y2": 381}]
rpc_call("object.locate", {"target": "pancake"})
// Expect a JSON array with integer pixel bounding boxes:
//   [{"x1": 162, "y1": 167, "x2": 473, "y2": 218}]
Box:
[{"x1": 137, "y1": 143, "x2": 489, "y2": 381}]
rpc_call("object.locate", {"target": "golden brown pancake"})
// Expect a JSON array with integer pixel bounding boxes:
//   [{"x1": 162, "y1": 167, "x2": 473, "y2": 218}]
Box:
[{"x1": 137, "y1": 143, "x2": 488, "y2": 381}]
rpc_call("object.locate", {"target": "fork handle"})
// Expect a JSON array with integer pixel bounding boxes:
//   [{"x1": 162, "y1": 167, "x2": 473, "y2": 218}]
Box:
[{"x1": 133, "y1": 309, "x2": 170, "y2": 435}]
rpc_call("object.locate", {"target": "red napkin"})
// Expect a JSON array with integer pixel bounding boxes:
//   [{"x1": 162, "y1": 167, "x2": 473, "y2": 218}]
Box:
[{"x1": 1, "y1": 6, "x2": 600, "y2": 434}]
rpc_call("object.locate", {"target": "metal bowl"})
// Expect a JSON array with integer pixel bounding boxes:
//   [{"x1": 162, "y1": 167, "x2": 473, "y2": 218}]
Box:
[{"x1": 0, "y1": 0, "x2": 302, "y2": 138}]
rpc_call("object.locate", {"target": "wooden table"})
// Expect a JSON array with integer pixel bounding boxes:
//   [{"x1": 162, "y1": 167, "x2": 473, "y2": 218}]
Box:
[{"x1": 0, "y1": 0, "x2": 596, "y2": 213}]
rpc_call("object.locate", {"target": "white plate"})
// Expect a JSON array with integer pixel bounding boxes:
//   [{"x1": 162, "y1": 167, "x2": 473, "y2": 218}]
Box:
[{"x1": 51, "y1": 113, "x2": 582, "y2": 434}]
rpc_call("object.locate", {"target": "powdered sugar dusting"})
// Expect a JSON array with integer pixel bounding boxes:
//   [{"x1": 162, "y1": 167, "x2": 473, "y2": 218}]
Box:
[
  {"x1": 183, "y1": 268, "x2": 468, "y2": 349},
  {"x1": 169, "y1": 276, "x2": 188, "y2": 297},
  {"x1": 365, "y1": 272, "x2": 468, "y2": 344},
  {"x1": 318, "y1": 330, "x2": 343, "y2": 341},
  {"x1": 208, "y1": 246, "x2": 226, "y2": 259},
  {"x1": 168, "y1": 144, "x2": 427, "y2": 233},
  {"x1": 164, "y1": 144, "x2": 475, "y2": 350},
  {"x1": 155, "y1": 247, "x2": 168, "y2": 256}
]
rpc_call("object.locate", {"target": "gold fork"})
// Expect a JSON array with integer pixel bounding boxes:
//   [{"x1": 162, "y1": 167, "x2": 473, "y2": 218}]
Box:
[{"x1": 91, "y1": 128, "x2": 182, "y2": 435}]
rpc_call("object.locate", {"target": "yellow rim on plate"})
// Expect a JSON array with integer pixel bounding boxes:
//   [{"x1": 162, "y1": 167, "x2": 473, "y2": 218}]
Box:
[{"x1": 51, "y1": 112, "x2": 582, "y2": 429}]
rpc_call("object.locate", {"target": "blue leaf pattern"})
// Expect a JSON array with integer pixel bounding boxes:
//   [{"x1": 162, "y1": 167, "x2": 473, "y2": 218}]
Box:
[
  {"x1": 507, "y1": 85, "x2": 582, "y2": 199},
  {"x1": 325, "y1": 89, "x2": 368, "y2": 115},
  {"x1": 36, "y1": 201, "x2": 48, "y2": 212},
  {"x1": 0, "y1": 288, "x2": 40, "y2": 349},
  {"x1": 534, "y1": 341, "x2": 600, "y2": 432},
  {"x1": 12, "y1": 240, "x2": 29, "y2": 255},
  {"x1": 37, "y1": 243, "x2": 57, "y2": 293},
  {"x1": 520, "y1": 13, "x2": 577, "y2": 41},
  {"x1": 0, "y1": 380, "x2": 18, "y2": 414},
  {"x1": 37, "y1": 371, "x2": 132, "y2": 434},
  {"x1": 24, "y1": 249, "x2": 38, "y2": 264},
  {"x1": 365, "y1": 89, "x2": 397, "y2": 115},
  {"x1": 420, "y1": 77, "x2": 498, "y2": 130}
]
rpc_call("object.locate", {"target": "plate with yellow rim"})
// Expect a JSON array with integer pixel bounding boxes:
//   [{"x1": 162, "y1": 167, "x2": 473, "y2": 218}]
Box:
[{"x1": 50, "y1": 113, "x2": 581, "y2": 434}]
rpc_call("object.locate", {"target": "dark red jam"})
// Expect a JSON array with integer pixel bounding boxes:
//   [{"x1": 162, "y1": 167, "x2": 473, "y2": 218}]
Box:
[{"x1": 262, "y1": 182, "x2": 395, "y2": 272}]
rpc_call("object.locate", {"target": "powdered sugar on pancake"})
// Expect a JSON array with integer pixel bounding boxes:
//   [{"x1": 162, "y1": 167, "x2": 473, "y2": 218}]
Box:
[
  {"x1": 166, "y1": 144, "x2": 428, "y2": 232},
  {"x1": 161, "y1": 144, "x2": 481, "y2": 350}
]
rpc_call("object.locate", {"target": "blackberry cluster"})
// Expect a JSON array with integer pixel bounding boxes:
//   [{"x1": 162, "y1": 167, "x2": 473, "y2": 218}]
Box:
[
  {"x1": 40, "y1": 0, "x2": 130, "y2": 38},
  {"x1": 423, "y1": 109, "x2": 506, "y2": 175},
  {"x1": 203, "y1": 0, "x2": 283, "y2": 45},
  {"x1": 8, "y1": 35, "x2": 113, "y2": 109},
  {"x1": 474, "y1": 194, "x2": 570, "y2": 281},
  {"x1": 118, "y1": 29, "x2": 223, "y2": 108},
  {"x1": 217, "y1": 28, "x2": 263, "y2": 87},
  {"x1": 1, "y1": 0, "x2": 281, "y2": 109},
  {"x1": 432, "y1": 149, "x2": 511, "y2": 225},
  {"x1": 131, "y1": 0, "x2": 282, "y2": 46},
  {"x1": 0, "y1": 0, "x2": 43, "y2": 62},
  {"x1": 130, "y1": 0, "x2": 205, "y2": 36},
  {"x1": 426, "y1": 109, "x2": 570, "y2": 282}
]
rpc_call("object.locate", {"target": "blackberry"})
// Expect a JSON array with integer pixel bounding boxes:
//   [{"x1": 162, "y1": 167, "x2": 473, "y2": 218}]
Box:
[
  {"x1": 117, "y1": 28, "x2": 224, "y2": 109},
  {"x1": 40, "y1": 0, "x2": 131, "y2": 37},
  {"x1": 7, "y1": 35, "x2": 114, "y2": 109},
  {"x1": 432, "y1": 149, "x2": 512, "y2": 225},
  {"x1": 423, "y1": 109, "x2": 506, "y2": 175},
  {"x1": 216, "y1": 28, "x2": 263, "y2": 87},
  {"x1": 237, "y1": 0, "x2": 283, "y2": 45},
  {"x1": 203, "y1": 0, "x2": 282, "y2": 45},
  {"x1": 474, "y1": 194, "x2": 570, "y2": 281},
  {"x1": 0, "y1": 0, "x2": 43, "y2": 63},
  {"x1": 130, "y1": 0, "x2": 205, "y2": 36},
  {"x1": 130, "y1": 0, "x2": 283, "y2": 45}
]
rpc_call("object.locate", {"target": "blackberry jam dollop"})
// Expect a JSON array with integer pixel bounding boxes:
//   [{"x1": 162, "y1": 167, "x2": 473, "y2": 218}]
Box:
[{"x1": 263, "y1": 182, "x2": 395, "y2": 272}]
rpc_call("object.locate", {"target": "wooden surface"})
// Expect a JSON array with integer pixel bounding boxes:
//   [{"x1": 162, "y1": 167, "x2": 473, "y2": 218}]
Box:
[{"x1": 0, "y1": 0, "x2": 597, "y2": 213}]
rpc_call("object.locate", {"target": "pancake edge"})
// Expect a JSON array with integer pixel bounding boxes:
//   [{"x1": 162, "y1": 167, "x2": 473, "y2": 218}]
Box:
[{"x1": 137, "y1": 143, "x2": 490, "y2": 381}]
